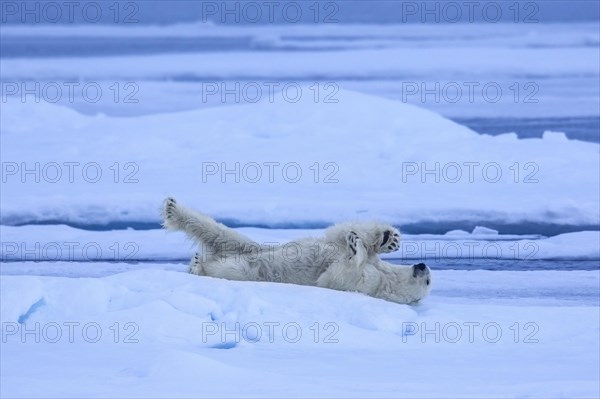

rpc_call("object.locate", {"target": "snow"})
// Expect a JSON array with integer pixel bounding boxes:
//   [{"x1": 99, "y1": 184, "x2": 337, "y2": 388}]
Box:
[
  {"x1": 1, "y1": 268, "x2": 599, "y2": 398},
  {"x1": 1, "y1": 90, "x2": 598, "y2": 230}
]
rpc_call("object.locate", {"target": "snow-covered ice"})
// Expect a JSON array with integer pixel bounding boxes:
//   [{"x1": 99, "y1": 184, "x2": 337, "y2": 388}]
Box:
[
  {"x1": 1, "y1": 267, "x2": 599, "y2": 398},
  {"x1": 2, "y1": 90, "x2": 598, "y2": 231},
  {"x1": 2, "y1": 222, "x2": 599, "y2": 397},
  {"x1": 2, "y1": 22, "x2": 598, "y2": 119}
]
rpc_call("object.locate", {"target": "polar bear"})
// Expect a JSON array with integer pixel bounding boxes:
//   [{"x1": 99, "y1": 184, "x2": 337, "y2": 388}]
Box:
[{"x1": 162, "y1": 198, "x2": 431, "y2": 304}]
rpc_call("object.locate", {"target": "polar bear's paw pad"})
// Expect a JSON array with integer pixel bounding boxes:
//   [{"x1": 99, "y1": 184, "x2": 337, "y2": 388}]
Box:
[
  {"x1": 346, "y1": 231, "x2": 360, "y2": 256},
  {"x1": 380, "y1": 230, "x2": 401, "y2": 253}
]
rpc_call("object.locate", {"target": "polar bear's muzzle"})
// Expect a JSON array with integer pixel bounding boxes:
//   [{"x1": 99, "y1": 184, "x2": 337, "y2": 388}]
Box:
[{"x1": 412, "y1": 263, "x2": 429, "y2": 278}]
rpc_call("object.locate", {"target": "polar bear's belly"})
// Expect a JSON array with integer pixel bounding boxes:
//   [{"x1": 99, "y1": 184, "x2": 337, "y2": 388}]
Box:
[{"x1": 250, "y1": 242, "x2": 335, "y2": 286}]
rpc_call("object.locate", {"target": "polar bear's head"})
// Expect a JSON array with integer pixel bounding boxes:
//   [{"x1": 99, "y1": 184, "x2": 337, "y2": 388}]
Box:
[
  {"x1": 408, "y1": 262, "x2": 432, "y2": 302},
  {"x1": 382, "y1": 261, "x2": 432, "y2": 304}
]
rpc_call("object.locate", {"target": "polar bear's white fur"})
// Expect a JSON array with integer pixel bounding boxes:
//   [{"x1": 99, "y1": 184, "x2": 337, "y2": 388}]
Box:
[{"x1": 162, "y1": 198, "x2": 431, "y2": 304}]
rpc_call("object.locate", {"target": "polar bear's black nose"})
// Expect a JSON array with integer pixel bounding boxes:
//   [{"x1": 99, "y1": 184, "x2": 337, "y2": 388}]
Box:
[
  {"x1": 412, "y1": 263, "x2": 428, "y2": 277},
  {"x1": 414, "y1": 263, "x2": 427, "y2": 271}
]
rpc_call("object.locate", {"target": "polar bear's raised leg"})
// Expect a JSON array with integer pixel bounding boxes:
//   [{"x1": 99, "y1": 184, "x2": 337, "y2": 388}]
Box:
[
  {"x1": 317, "y1": 231, "x2": 368, "y2": 290},
  {"x1": 346, "y1": 231, "x2": 367, "y2": 264},
  {"x1": 162, "y1": 197, "x2": 255, "y2": 256}
]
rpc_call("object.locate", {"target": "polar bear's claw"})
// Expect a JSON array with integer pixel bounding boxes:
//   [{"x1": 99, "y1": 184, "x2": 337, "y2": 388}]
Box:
[
  {"x1": 189, "y1": 252, "x2": 204, "y2": 275},
  {"x1": 164, "y1": 197, "x2": 177, "y2": 214},
  {"x1": 162, "y1": 197, "x2": 181, "y2": 230}
]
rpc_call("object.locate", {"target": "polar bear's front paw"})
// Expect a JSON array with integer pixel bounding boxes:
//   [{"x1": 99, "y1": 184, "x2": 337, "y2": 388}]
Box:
[
  {"x1": 346, "y1": 231, "x2": 368, "y2": 266},
  {"x1": 346, "y1": 231, "x2": 362, "y2": 257},
  {"x1": 379, "y1": 229, "x2": 401, "y2": 253},
  {"x1": 162, "y1": 197, "x2": 182, "y2": 230}
]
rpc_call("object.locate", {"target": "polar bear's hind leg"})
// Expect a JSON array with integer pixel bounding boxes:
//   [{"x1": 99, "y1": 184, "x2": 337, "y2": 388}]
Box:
[{"x1": 162, "y1": 197, "x2": 256, "y2": 256}]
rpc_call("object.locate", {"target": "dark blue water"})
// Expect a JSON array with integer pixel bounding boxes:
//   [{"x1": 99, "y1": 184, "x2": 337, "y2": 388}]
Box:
[
  {"x1": 454, "y1": 116, "x2": 600, "y2": 143},
  {"x1": 0, "y1": 258, "x2": 597, "y2": 271},
  {"x1": 7, "y1": 219, "x2": 600, "y2": 236},
  {"x1": 2, "y1": 31, "x2": 598, "y2": 59},
  {"x1": 0, "y1": 36, "x2": 263, "y2": 58},
  {"x1": 389, "y1": 258, "x2": 600, "y2": 271}
]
